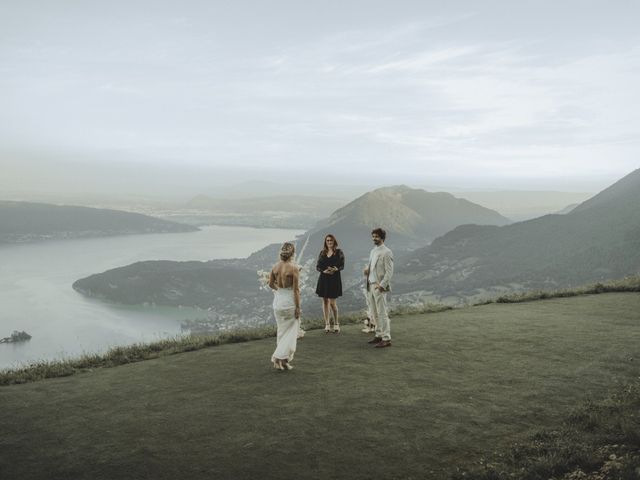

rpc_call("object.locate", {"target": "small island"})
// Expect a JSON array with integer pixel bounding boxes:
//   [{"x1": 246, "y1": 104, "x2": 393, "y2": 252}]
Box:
[{"x1": 0, "y1": 331, "x2": 32, "y2": 344}]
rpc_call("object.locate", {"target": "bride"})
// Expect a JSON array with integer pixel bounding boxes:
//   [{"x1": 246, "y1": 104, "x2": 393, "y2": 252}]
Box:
[{"x1": 268, "y1": 242, "x2": 301, "y2": 371}]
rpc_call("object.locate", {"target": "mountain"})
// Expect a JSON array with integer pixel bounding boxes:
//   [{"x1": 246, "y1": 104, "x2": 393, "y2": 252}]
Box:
[
  {"x1": 555, "y1": 203, "x2": 579, "y2": 214},
  {"x1": 0, "y1": 201, "x2": 197, "y2": 243},
  {"x1": 298, "y1": 185, "x2": 510, "y2": 264},
  {"x1": 72, "y1": 185, "x2": 511, "y2": 314},
  {"x1": 570, "y1": 169, "x2": 640, "y2": 213},
  {"x1": 394, "y1": 169, "x2": 640, "y2": 300}
]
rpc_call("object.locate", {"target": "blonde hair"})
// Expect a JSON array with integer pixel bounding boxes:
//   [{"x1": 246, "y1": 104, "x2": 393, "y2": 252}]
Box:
[{"x1": 279, "y1": 242, "x2": 295, "y2": 262}]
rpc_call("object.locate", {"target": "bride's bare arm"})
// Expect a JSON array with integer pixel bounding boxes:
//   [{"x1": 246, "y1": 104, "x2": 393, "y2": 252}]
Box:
[
  {"x1": 293, "y1": 268, "x2": 301, "y2": 318},
  {"x1": 268, "y1": 268, "x2": 277, "y2": 290}
]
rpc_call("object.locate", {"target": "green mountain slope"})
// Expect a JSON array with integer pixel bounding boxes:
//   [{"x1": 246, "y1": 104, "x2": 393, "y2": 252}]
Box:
[
  {"x1": 395, "y1": 168, "x2": 640, "y2": 296},
  {"x1": 305, "y1": 185, "x2": 510, "y2": 262},
  {"x1": 1, "y1": 293, "x2": 638, "y2": 480},
  {"x1": 0, "y1": 201, "x2": 197, "y2": 243}
]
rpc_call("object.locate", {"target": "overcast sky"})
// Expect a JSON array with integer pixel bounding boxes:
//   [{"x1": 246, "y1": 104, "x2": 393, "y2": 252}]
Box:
[{"x1": 1, "y1": 0, "x2": 639, "y2": 196}]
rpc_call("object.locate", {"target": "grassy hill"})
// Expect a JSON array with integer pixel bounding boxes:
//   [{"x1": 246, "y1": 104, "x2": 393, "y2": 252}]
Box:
[{"x1": 1, "y1": 293, "x2": 638, "y2": 480}]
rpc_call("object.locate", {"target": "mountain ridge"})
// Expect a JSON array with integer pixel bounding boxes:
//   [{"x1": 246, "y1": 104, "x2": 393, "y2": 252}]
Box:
[
  {"x1": 304, "y1": 184, "x2": 511, "y2": 261},
  {"x1": 570, "y1": 167, "x2": 640, "y2": 213},
  {"x1": 0, "y1": 200, "x2": 198, "y2": 243},
  {"x1": 394, "y1": 168, "x2": 640, "y2": 299}
]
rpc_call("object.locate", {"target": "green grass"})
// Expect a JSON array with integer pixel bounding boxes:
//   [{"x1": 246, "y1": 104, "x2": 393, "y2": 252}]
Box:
[
  {"x1": 0, "y1": 327, "x2": 277, "y2": 386},
  {"x1": 453, "y1": 380, "x2": 640, "y2": 479},
  {"x1": 0, "y1": 303, "x2": 451, "y2": 386},
  {"x1": 491, "y1": 275, "x2": 640, "y2": 304},
  {"x1": 0, "y1": 293, "x2": 638, "y2": 479},
  {"x1": 3, "y1": 276, "x2": 637, "y2": 386}
]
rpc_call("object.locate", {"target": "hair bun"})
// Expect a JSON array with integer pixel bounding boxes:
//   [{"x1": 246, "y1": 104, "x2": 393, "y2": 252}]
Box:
[{"x1": 279, "y1": 242, "x2": 295, "y2": 261}]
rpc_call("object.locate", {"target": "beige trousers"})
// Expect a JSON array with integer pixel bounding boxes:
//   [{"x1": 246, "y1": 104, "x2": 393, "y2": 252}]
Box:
[{"x1": 367, "y1": 288, "x2": 390, "y2": 341}]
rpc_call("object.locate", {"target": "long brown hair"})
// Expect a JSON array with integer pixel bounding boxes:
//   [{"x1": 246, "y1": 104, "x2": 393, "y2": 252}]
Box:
[{"x1": 320, "y1": 234, "x2": 339, "y2": 257}]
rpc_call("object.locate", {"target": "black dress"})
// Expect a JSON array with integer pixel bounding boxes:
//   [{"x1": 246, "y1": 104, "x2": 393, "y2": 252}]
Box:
[{"x1": 315, "y1": 249, "x2": 345, "y2": 299}]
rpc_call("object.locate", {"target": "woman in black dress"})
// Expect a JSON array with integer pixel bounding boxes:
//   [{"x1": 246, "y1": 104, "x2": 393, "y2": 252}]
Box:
[{"x1": 315, "y1": 234, "x2": 345, "y2": 333}]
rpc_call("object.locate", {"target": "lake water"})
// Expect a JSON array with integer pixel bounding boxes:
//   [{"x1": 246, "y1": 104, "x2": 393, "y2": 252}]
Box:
[{"x1": 0, "y1": 226, "x2": 303, "y2": 369}]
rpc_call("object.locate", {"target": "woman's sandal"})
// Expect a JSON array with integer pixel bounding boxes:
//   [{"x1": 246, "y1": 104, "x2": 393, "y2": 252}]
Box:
[
  {"x1": 325, "y1": 324, "x2": 331, "y2": 333},
  {"x1": 333, "y1": 323, "x2": 340, "y2": 334}
]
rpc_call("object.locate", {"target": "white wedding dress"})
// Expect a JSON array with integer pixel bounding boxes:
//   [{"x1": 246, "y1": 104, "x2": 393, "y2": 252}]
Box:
[{"x1": 271, "y1": 287, "x2": 300, "y2": 366}]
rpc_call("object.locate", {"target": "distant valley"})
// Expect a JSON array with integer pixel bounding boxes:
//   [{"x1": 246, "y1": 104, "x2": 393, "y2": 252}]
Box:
[{"x1": 159, "y1": 194, "x2": 349, "y2": 229}]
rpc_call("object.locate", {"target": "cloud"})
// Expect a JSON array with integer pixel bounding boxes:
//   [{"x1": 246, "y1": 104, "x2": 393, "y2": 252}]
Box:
[
  {"x1": 0, "y1": 4, "x2": 638, "y2": 187},
  {"x1": 251, "y1": 30, "x2": 640, "y2": 179}
]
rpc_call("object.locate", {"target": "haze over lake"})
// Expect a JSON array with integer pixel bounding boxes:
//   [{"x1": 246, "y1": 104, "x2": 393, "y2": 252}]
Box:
[{"x1": 0, "y1": 225, "x2": 302, "y2": 369}]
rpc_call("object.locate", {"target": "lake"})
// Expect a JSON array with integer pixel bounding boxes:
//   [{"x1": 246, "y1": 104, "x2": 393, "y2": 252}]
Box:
[{"x1": 0, "y1": 225, "x2": 303, "y2": 369}]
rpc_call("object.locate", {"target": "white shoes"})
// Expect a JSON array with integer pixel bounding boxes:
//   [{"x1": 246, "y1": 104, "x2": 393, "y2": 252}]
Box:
[
  {"x1": 362, "y1": 318, "x2": 376, "y2": 333},
  {"x1": 273, "y1": 360, "x2": 293, "y2": 371}
]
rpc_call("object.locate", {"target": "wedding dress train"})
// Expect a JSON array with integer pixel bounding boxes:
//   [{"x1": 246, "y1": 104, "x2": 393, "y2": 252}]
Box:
[{"x1": 271, "y1": 287, "x2": 299, "y2": 367}]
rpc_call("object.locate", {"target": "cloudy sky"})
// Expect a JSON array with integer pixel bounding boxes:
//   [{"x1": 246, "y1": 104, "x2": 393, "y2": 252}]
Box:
[{"x1": 1, "y1": 0, "x2": 639, "y2": 196}]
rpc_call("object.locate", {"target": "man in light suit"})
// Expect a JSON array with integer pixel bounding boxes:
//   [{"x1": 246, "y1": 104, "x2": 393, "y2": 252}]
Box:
[{"x1": 363, "y1": 227, "x2": 394, "y2": 348}]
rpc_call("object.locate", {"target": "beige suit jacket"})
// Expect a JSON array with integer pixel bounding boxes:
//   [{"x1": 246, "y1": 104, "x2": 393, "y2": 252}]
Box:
[{"x1": 367, "y1": 244, "x2": 394, "y2": 292}]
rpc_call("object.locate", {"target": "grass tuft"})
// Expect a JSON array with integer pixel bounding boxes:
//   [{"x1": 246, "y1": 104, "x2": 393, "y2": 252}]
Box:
[
  {"x1": 452, "y1": 381, "x2": 640, "y2": 480},
  {"x1": 492, "y1": 275, "x2": 640, "y2": 304}
]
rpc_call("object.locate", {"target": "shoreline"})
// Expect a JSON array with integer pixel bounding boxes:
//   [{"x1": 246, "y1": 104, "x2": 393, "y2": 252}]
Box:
[{"x1": 2, "y1": 277, "x2": 638, "y2": 385}]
